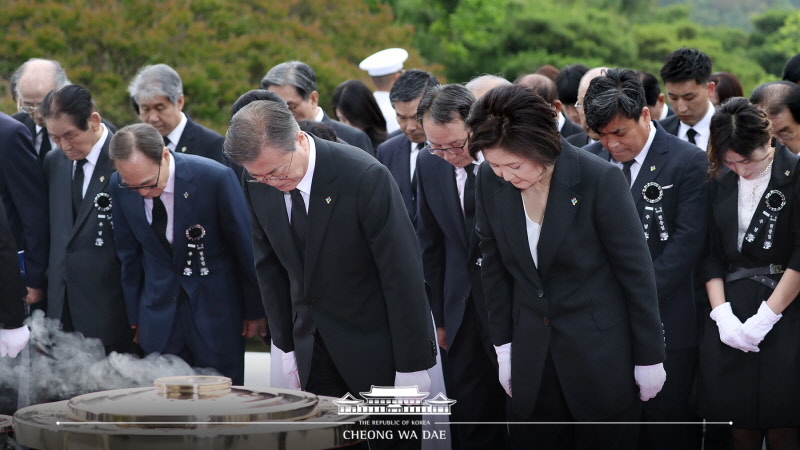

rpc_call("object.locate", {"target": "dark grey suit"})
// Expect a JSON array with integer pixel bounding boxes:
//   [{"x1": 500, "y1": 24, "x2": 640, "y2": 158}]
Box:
[
  {"x1": 560, "y1": 116, "x2": 583, "y2": 138},
  {"x1": 43, "y1": 131, "x2": 130, "y2": 347},
  {"x1": 172, "y1": 116, "x2": 225, "y2": 164},
  {"x1": 320, "y1": 110, "x2": 375, "y2": 156}
]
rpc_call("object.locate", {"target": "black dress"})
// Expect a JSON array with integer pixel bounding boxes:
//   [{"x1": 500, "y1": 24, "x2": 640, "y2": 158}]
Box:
[{"x1": 699, "y1": 145, "x2": 800, "y2": 427}]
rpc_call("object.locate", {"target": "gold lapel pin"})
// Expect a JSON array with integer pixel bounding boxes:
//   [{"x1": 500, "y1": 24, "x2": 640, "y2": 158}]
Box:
[
  {"x1": 99, "y1": 175, "x2": 105, "y2": 182},
  {"x1": 181, "y1": 146, "x2": 187, "y2": 153},
  {"x1": 325, "y1": 196, "x2": 332, "y2": 204},
  {"x1": 571, "y1": 197, "x2": 578, "y2": 206},
  {"x1": 650, "y1": 165, "x2": 656, "y2": 172},
  {"x1": 183, "y1": 192, "x2": 189, "y2": 199}
]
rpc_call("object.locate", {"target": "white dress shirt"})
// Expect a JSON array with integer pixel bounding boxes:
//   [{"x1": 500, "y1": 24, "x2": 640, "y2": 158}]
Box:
[
  {"x1": 678, "y1": 101, "x2": 714, "y2": 151},
  {"x1": 409, "y1": 141, "x2": 421, "y2": 183},
  {"x1": 144, "y1": 151, "x2": 177, "y2": 244},
  {"x1": 609, "y1": 123, "x2": 657, "y2": 186},
  {"x1": 164, "y1": 113, "x2": 188, "y2": 151},
  {"x1": 73, "y1": 124, "x2": 109, "y2": 198},
  {"x1": 284, "y1": 132, "x2": 316, "y2": 220},
  {"x1": 455, "y1": 153, "x2": 484, "y2": 215},
  {"x1": 522, "y1": 200, "x2": 541, "y2": 268}
]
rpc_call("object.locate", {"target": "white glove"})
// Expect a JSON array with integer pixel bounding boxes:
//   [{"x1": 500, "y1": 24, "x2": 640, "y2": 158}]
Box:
[
  {"x1": 494, "y1": 342, "x2": 512, "y2": 397},
  {"x1": 395, "y1": 370, "x2": 431, "y2": 394},
  {"x1": 710, "y1": 302, "x2": 760, "y2": 352},
  {"x1": 634, "y1": 363, "x2": 666, "y2": 401},
  {"x1": 739, "y1": 301, "x2": 782, "y2": 347},
  {"x1": 281, "y1": 351, "x2": 301, "y2": 390},
  {"x1": 0, "y1": 326, "x2": 30, "y2": 358}
]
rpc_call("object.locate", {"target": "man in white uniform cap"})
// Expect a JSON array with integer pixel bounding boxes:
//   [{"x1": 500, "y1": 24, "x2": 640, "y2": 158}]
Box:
[{"x1": 359, "y1": 48, "x2": 408, "y2": 134}]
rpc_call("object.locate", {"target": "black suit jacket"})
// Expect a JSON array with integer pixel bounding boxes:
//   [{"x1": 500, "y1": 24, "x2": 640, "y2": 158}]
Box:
[
  {"x1": 173, "y1": 116, "x2": 225, "y2": 164},
  {"x1": 320, "y1": 110, "x2": 375, "y2": 157},
  {"x1": 560, "y1": 116, "x2": 583, "y2": 139},
  {"x1": 584, "y1": 122, "x2": 709, "y2": 349},
  {"x1": 43, "y1": 133, "x2": 130, "y2": 345},
  {"x1": 13, "y1": 112, "x2": 117, "y2": 165},
  {"x1": 476, "y1": 140, "x2": 665, "y2": 420},
  {"x1": 0, "y1": 112, "x2": 48, "y2": 290},
  {"x1": 417, "y1": 151, "x2": 487, "y2": 348},
  {"x1": 566, "y1": 131, "x2": 590, "y2": 148},
  {"x1": 376, "y1": 133, "x2": 417, "y2": 224},
  {"x1": 244, "y1": 136, "x2": 436, "y2": 394},
  {"x1": 0, "y1": 200, "x2": 26, "y2": 330},
  {"x1": 658, "y1": 114, "x2": 680, "y2": 137}
]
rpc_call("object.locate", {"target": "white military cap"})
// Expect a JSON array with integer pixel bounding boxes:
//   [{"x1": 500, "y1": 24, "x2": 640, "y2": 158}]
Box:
[{"x1": 359, "y1": 48, "x2": 409, "y2": 77}]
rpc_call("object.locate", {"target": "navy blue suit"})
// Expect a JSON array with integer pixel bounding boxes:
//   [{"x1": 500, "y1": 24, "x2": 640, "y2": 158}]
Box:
[
  {"x1": 376, "y1": 133, "x2": 417, "y2": 225},
  {"x1": 0, "y1": 112, "x2": 48, "y2": 291},
  {"x1": 173, "y1": 116, "x2": 225, "y2": 164},
  {"x1": 584, "y1": 122, "x2": 708, "y2": 449},
  {"x1": 416, "y1": 151, "x2": 507, "y2": 448},
  {"x1": 111, "y1": 153, "x2": 263, "y2": 383}
]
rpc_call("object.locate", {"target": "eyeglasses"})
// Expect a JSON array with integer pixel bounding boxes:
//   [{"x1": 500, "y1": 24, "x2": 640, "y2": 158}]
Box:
[
  {"x1": 17, "y1": 103, "x2": 40, "y2": 115},
  {"x1": 574, "y1": 101, "x2": 583, "y2": 109},
  {"x1": 119, "y1": 163, "x2": 161, "y2": 190},
  {"x1": 247, "y1": 148, "x2": 295, "y2": 183},
  {"x1": 777, "y1": 130, "x2": 797, "y2": 142},
  {"x1": 423, "y1": 139, "x2": 469, "y2": 157}
]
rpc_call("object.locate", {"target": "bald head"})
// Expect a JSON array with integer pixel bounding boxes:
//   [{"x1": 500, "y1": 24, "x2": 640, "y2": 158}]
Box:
[
  {"x1": 14, "y1": 59, "x2": 70, "y2": 127},
  {"x1": 751, "y1": 81, "x2": 800, "y2": 153},
  {"x1": 465, "y1": 75, "x2": 511, "y2": 99},
  {"x1": 576, "y1": 67, "x2": 609, "y2": 137}
]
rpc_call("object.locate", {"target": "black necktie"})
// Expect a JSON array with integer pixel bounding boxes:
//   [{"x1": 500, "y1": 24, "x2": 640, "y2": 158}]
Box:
[
  {"x1": 290, "y1": 189, "x2": 307, "y2": 261},
  {"x1": 622, "y1": 160, "x2": 635, "y2": 186},
  {"x1": 163, "y1": 135, "x2": 170, "y2": 146},
  {"x1": 72, "y1": 159, "x2": 87, "y2": 221},
  {"x1": 686, "y1": 128, "x2": 697, "y2": 145},
  {"x1": 464, "y1": 163, "x2": 476, "y2": 230},
  {"x1": 40, "y1": 128, "x2": 52, "y2": 160},
  {"x1": 411, "y1": 142, "x2": 423, "y2": 201},
  {"x1": 151, "y1": 196, "x2": 171, "y2": 251}
]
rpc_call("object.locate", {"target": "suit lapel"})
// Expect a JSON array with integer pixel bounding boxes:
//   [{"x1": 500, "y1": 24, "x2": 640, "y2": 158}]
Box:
[
  {"x1": 496, "y1": 182, "x2": 544, "y2": 289},
  {"x1": 172, "y1": 153, "x2": 198, "y2": 267},
  {"x1": 438, "y1": 162, "x2": 469, "y2": 249},
  {"x1": 537, "y1": 142, "x2": 581, "y2": 277},
  {"x1": 72, "y1": 137, "x2": 113, "y2": 235},
  {"x1": 303, "y1": 138, "x2": 338, "y2": 292},
  {"x1": 630, "y1": 127, "x2": 669, "y2": 206},
  {"x1": 175, "y1": 119, "x2": 194, "y2": 155}
]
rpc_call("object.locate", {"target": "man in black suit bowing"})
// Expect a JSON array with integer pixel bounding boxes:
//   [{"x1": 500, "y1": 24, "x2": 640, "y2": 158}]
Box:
[
  {"x1": 41, "y1": 85, "x2": 133, "y2": 354},
  {"x1": 376, "y1": 69, "x2": 439, "y2": 224},
  {"x1": 226, "y1": 100, "x2": 436, "y2": 449},
  {"x1": 128, "y1": 64, "x2": 225, "y2": 164},
  {"x1": 583, "y1": 68, "x2": 709, "y2": 450},
  {"x1": 260, "y1": 61, "x2": 375, "y2": 156},
  {"x1": 416, "y1": 84, "x2": 508, "y2": 449},
  {"x1": 658, "y1": 48, "x2": 716, "y2": 151}
]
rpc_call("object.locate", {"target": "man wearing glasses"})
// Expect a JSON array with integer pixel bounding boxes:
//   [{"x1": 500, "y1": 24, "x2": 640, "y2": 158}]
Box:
[
  {"x1": 108, "y1": 123, "x2": 265, "y2": 384},
  {"x1": 40, "y1": 85, "x2": 132, "y2": 354},
  {"x1": 750, "y1": 81, "x2": 800, "y2": 155},
  {"x1": 226, "y1": 100, "x2": 436, "y2": 449},
  {"x1": 12, "y1": 58, "x2": 117, "y2": 164},
  {"x1": 415, "y1": 84, "x2": 508, "y2": 449}
]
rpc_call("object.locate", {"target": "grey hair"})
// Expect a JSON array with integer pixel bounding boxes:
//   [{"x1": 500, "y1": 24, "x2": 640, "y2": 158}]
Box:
[
  {"x1": 260, "y1": 61, "x2": 317, "y2": 100},
  {"x1": 12, "y1": 58, "x2": 71, "y2": 98},
  {"x1": 464, "y1": 75, "x2": 511, "y2": 96},
  {"x1": 416, "y1": 84, "x2": 476, "y2": 125},
  {"x1": 224, "y1": 100, "x2": 300, "y2": 165},
  {"x1": 128, "y1": 64, "x2": 183, "y2": 104},
  {"x1": 109, "y1": 123, "x2": 165, "y2": 165}
]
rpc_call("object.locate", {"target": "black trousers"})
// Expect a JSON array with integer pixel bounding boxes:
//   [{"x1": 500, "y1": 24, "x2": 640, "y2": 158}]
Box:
[
  {"x1": 305, "y1": 332, "x2": 422, "y2": 450},
  {"x1": 445, "y1": 299, "x2": 508, "y2": 450},
  {"x1": 640, "y1": 346, "x2": 702, "y2": 450},
  {"x1": 508, "y1": 352, "x2": 641, "y2": 450}
]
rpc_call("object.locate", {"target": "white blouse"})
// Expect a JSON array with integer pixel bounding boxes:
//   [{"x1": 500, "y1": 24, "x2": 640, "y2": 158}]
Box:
[
  {"x1": 522, "y1": 195, "x2": 541, "y2": 268},
  {"x1": 737, "y1": 160, "x2": 773, "y2": 251}
]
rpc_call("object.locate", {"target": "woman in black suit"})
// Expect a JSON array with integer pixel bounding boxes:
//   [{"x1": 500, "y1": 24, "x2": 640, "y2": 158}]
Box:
[
  {"x1": 468, "y1": 84, "x2": 666, "y2": 449},
  {"x1": 700, "y1": 98, "x2": 800, "y2": 450}
]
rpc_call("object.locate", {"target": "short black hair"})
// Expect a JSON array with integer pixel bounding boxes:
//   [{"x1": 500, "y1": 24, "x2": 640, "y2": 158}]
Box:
[
  {"x1": 584, "y1": 68, "x2": 646, "y2": 133},
  {"x1": 416, "y1": 84, "x2": 476, "y2": 124},
  {"x1": 389, "y1": 69, "x2": 439, "y2": 104},
  {"x1": 659, "y1": 48, "x2": 712, "y2": 85},
  {"x1": 637, "y1": 71, "x2": 661, "y2": 107},
  {"x1": 297, "y1": 120, "x2": 338, "y2": 142},
  {"x1": 467, "y1": 84, "x2": 561, "y2": 167},
  {"x1": 555, "y1": 64, "x2": 589, "y2": 105},
  {"x1": 39, "y1": 84, "x2": 97, "y2": 131},
  {"x1": 231, "y1": 89, "x2": 287, "y2": 119},
  {"x1": 708, "y1": 98, "x2": 771, "y2": 177},
  {"x1": 782, "y1": 53, "x2": 800, "y2": 84}
]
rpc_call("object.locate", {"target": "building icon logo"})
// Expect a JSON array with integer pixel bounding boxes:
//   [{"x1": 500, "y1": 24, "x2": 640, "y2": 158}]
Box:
[{"x1": 333, "y1": 386, "x2": 456, "y2": 415}]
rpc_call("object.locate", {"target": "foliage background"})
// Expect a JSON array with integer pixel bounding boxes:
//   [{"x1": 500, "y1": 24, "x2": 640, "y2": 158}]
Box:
[{"x1": 1, "y1": 0, "x2": 799, "y2": 132}]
